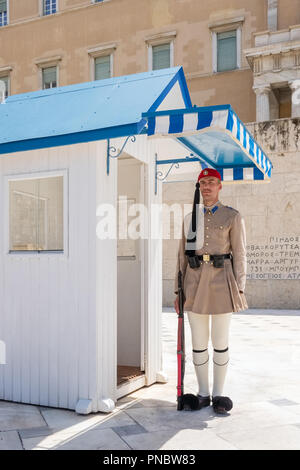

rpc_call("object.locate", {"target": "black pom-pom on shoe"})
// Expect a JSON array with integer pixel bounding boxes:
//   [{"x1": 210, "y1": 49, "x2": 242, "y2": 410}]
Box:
[
  {"x1": 182, "y1": 393, "x2": 201, "y2": 410},
  {"x1": 212, "y1": 396, "x2": 233, "y2": 414}
]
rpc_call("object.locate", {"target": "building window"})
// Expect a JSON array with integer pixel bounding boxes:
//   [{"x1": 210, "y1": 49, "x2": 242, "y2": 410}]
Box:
[
  {"x1": 0, "y1": 0, "x2": 8, "y2": 26},
  {"x1": 95, "y1": 55, "x2": 111, "y2": 80},
  {"x1": 152, "y1": 43, "x2": 171, "y2": 70},
  {"x1": 43, "y1": 0, "x2": 57, "y2": 16},
  {"x1": 0, "y1": 75, "x2": 9, "y2": 98},
  {"x1": 42, "y1": 66, "x2": 57, "y2": 89},
  {"x1": 8, "y1": 175, "x2": 64, "y2": 252},
  {"x1": 217, "y1": 30, "x2": 237, "y2": 72},
  {"x1": 146, "y1": 32, "x2": 176, "y2": 71},
  {"x1": 210, "y1": 17, "x2": 243, "y2": 74}
]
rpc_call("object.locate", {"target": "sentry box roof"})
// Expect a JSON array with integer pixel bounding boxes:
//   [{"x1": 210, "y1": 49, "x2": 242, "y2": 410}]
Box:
[{"x1": 0, "y1": 66, "x2": 272, "y2": 183}]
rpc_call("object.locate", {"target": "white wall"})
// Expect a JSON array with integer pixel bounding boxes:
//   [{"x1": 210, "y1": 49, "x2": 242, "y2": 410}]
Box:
[{"x1": 0, "y1": 140, "x2": 113, "y2": 411}]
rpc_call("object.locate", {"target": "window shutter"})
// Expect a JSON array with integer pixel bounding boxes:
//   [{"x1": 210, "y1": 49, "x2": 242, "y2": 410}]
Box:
[
  {"x1": 42, "y1": 67, "x2": 57, "y2": 89},
  {"x1": 95, "y1": 56, "x2": 111, "y2": 80},
  {"x1": 152, "y1": 43, "x2": 171, "y2": 70},
  {"x1": 0, "y1": 76, "x2": 8, "y2": 97},
  {"x1": 217, "y1": 30, "x2": 237, "y2": 72},
  {"x1": 0, "y1": 0, "x2": 7, "y2": 13}
]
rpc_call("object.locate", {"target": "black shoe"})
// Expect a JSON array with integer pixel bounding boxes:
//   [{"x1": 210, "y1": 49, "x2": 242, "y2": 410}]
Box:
[
  {"x1": 212, "y1": 396, "x2": 233, "y2": 414},
  {"x1": 196, "y1": 395, "x2": 211, "y2": 409}
]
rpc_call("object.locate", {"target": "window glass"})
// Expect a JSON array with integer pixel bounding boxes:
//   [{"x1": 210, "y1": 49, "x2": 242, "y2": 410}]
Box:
[
  {"x1": 9, "y1": 176, "x2": 64, "y2": 252},
  {"x1": 0, "y1": 0, "x2": 7, "y2": 26},
  {"x1": 43, "y1": 0, "x2": 57, "y2": 16}
]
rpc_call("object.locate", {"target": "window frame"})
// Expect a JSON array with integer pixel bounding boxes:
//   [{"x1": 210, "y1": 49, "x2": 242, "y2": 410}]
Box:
[
  {"x1": 210, "y1": 18, "x2": 243, "y2": 74},
  {"x1": 41, "y1": 65, "x2": 58, "y2": 89},
  {"x1": 148, "y1": 41, "x2": 174, "y2": 72},
  {"x1": 0, "y1": 73, "x2": 10, "y2": 98},
  {"x1": 41, "y1": 0, "x2": 58, "y2": 17},
  {"x1": 0, "y1": 0, "x2": 9, "y2": 27},
  {"x1": 4, "y1": 169, "x2": 69, "y2": 257},
  {"x1": 35, "y1": 56, "x2": 61, "y2": 90},
  {"x1": 145, "y1": 31, "x2": 176, "y2": 72},
  {"x1": 87, "y1": 43, "x2": 116, "y2": 80}
]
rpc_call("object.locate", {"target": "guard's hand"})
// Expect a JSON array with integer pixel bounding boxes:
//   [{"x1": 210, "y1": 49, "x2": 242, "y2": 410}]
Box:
[{"x1": 174, "y1": 295, "x2": 180, "y2": 315}]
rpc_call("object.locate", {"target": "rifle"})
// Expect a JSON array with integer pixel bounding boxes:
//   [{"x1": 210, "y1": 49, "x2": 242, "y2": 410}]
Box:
[{"x1": 176, "y1": 268, "x2": 201, "y2": 411}]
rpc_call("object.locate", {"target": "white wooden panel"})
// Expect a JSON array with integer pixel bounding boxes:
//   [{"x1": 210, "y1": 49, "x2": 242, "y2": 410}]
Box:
[
  {"x1": 95, "y1": 140, "x2": 117, "y2": 407},
  {"x1": 156, "y1": 80, "x2": 186, "y2": 111},
  {"x1": 0, "y1": 142, "x2": 102, "y2": 410}
]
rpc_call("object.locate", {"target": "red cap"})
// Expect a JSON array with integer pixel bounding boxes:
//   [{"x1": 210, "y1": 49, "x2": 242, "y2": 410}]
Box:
[{"x1": 198, "y1": 168, "x2": 222, "y2": 181}]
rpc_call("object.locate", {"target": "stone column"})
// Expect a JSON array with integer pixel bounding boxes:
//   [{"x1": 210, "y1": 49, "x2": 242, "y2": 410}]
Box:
[
  {"x1": 289, "y1": 80, "x2": 300, "y2": 118},
  {"x1": 254, "y1": 86, "x2": 271, "y2": 122}
]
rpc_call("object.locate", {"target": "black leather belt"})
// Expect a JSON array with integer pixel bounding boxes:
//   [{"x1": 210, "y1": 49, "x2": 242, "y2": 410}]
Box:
[
  {"x1": 197, "y1": 253, "x2": 232, "y2": 262},
  {"x1": 186, "y1": 252, "x2": 232, "y2": 269}
]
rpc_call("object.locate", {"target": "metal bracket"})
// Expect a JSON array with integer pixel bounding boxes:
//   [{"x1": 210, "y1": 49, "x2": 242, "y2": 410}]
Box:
[
  {"x1": 106, "y1": 136, "x2": 136, "y2": 175},
  {"x1": 154, "y1": 153, "x2": 202, "y2": 195}
]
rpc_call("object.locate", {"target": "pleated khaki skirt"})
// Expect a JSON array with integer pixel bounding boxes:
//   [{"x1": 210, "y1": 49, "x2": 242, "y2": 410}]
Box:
[{"x1": 183, "y1": 258, "x2": 248, "y2": 315}]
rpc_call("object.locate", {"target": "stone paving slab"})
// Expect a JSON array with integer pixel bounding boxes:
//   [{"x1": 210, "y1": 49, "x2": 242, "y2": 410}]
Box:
[
  {"x1": 0, "y1": 431, "x2": 23, "y2": 450},
  {"x1": 121, "y1": 428, "x2": 237, "y2": 451},
  {"x1": 18, "y1": 426, "x2": 55, "y2": 439},
  {"x1": 22, "y1": 427, "x2": 131, "y2": 451},
  {"x1": 217, "y1": 424, "x2": 300, "y2": 450},
  {"x1": 40, "y1": 407, "x2": 136, "y2": 431},
  {"x1": 0, "y1": 401, "x2": 46, "y2": 431}
]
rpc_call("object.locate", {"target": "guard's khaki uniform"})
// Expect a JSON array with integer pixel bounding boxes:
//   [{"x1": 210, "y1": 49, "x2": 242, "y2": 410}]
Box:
[{"x1": 174, "y1": 200, "x2": 248, "y2": 315}]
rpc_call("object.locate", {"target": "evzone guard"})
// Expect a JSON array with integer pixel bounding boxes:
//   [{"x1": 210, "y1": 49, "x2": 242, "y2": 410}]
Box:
[{"x1": 174, "y1": 168, "x2": 248, "y2": 414}]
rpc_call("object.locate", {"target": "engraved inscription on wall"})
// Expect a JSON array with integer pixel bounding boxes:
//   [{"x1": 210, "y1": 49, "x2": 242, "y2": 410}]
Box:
[{"x1": 246, "y1": 236, "x2": 300, "y2": 280}]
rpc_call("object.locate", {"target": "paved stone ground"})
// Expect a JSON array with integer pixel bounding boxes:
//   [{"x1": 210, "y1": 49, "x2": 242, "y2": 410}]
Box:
[{"x1": 1, "y1": 308, "x2": 300, "y2": 450}]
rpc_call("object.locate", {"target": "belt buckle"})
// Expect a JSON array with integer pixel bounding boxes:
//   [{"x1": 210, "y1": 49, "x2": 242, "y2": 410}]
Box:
[{"x1": 203, "y1": 254, "x2": 210, "y2": 262}]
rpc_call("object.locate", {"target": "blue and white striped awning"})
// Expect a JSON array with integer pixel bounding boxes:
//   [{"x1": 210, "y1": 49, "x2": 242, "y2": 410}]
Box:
[{"x1": 142, "y1": 105, "x2": 273, "y2": 183}]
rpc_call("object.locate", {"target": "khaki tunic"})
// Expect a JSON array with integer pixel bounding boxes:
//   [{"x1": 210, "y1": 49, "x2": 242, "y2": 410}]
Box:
[{"x1": 174, "y1": 201, "x2": 248, "y2": 315}]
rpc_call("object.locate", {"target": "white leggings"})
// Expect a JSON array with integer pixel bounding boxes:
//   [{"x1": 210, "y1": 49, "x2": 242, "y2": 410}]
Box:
[{"x1": 187, "y1": 311, "x2": 232, "y2": 398}]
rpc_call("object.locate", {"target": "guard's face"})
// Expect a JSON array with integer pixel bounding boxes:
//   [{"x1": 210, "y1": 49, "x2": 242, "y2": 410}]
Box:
[{"x1": 199, "y1": 176, "x2": 222, "y2": 199}]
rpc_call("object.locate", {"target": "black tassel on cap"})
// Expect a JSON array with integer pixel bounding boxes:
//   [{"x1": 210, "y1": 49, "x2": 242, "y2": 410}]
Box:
[{"x1": 185, "y1": 181, "x2": 200, "y2": 257}]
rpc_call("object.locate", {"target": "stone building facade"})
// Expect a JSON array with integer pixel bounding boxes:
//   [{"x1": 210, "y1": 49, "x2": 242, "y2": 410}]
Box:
[
  {"x1": 0, "y1": 0, "x2": 299, "y2": 122},
  {"x1": 1, "y1": 0, "x2": 300, "y2": 308}
]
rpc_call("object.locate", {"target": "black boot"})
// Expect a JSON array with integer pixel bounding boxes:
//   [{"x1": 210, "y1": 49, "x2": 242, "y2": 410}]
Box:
[
  {"x1": 212, "y1": 396, "x2": 233, "y2": 414},
  {"x1": 196, "y1": 395, "x2": 211, "y2": 409}
]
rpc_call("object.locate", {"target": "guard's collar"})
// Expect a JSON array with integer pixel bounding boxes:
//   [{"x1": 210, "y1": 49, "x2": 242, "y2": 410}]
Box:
[{"x1": 203, "y1": 200, "x2": 222, "y2": 214}]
